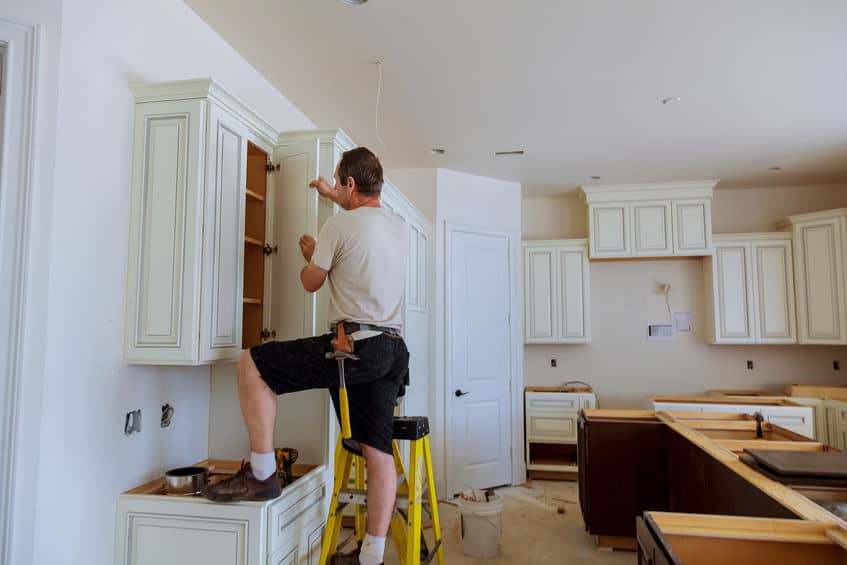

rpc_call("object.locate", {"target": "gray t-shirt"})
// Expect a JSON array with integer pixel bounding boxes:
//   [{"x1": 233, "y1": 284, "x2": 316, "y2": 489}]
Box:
[{"x1": 312, "y1": 206, "x2": 407, "y2": 333}]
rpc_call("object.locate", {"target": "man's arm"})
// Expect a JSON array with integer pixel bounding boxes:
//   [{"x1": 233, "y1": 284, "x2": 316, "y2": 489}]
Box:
[
  {"x1": 300, "y1": 263, "x2": 328, "y2": 293},
  {"x1": 299, "y1": 233, "x2": 329, "y2": 292},
  {"x1": 309, "y1": 176, "x2": 351, "y2": 210}
]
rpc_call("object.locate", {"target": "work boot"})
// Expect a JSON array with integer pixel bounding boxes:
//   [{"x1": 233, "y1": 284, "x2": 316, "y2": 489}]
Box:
[
  {"x1": 201, "y1": 461, "x2": 281, "y2": 502},
  {"x1": 329, "y1": 549, "x2": 383, "y2": 565}
]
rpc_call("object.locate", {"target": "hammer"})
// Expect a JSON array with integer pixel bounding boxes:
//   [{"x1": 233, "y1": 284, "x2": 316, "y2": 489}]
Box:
[{"x1": 326, "y1": 323, "x2": 358, "y2": 439}]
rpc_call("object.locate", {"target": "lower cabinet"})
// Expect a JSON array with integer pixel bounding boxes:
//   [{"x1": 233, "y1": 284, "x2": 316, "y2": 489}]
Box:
[
  {"x1": 115, "y1": 466, "x2": 327, "y2": 565},
  {"x1": 825, "y1": 399, "x2": 847, "y2": 450},
  {"x1": 525, "y1": 391, "x2": 595, "y2": 473}
]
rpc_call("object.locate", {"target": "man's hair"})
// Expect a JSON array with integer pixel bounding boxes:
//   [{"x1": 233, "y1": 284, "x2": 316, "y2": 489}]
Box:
[{"x1": 338, "y1": 147, "x2": 383, "y2": 195}]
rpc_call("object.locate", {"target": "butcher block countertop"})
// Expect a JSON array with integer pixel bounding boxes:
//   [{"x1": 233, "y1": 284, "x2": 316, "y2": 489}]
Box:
[{"x1": 785, "y1": 384, "x2": 847, "y2": 401}]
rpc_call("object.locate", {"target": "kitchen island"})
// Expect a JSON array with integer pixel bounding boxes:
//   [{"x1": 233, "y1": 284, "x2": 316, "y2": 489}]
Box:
[{"x1": 578, "y1": 409, "x2": 846, "y2": 551}]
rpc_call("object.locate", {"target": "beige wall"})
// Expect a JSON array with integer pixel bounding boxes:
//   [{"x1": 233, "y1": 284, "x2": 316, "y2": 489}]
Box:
[
  {"x1": 522, "y1": 184, "x2": 847, "y2": 409},
  {"x1": 387, "y1": 168, "x2": 437, "y2": 223}
]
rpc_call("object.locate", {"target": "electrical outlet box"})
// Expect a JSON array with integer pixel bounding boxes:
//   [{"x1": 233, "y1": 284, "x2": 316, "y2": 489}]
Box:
[
  {"x1": 124, "y1": 409, "x2": 142, "y2": 435},
  {"x1": 835, "y1": 360, "x2": 841, "y2": 371},
  {"x1": 747, "y1": 360, "x2": 754, "y2": 370},
  {"x1": 550, "y1": 359, "x2": 557, "y2": 368},
  {"x1": 647, "y1": 322, "x2": 673, "y2": 340}
]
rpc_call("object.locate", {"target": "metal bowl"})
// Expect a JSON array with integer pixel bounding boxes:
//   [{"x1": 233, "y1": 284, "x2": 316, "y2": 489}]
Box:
[{"x1": 164, "y1": 466, "x2": 209, "y2": 495}]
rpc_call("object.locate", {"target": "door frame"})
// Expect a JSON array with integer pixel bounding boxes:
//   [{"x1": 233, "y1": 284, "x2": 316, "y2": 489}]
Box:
[
  {"x1": 444, "y1": 222, "x2": 524, "y2": 494},
  {"x1": 0, "y1": 18, "x2": 39, "y2": 564}
]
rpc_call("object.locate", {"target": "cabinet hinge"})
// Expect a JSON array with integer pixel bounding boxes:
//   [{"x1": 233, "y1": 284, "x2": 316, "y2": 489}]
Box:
[
  {"x1": 260, "y1": 328, "x2": 277, "y2": 340},
  {"x1": 266, "y1": 161, "x2": 279, "y2": 173}
]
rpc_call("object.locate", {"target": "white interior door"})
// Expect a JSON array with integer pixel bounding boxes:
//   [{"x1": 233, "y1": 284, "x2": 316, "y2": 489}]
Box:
[{"x1": 448, "y1": 227, "x2": 512, "y2": 491}]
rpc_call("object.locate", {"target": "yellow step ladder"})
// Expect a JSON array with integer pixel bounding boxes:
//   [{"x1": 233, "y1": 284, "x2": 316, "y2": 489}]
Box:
[{"x1": 319, "y1": 417, "x2": 445, "y2": 565}]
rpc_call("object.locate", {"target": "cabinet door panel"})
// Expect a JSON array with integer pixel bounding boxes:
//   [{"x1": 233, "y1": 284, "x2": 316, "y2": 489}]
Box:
[
  {"x1": 125, "y1": 100, "x2": 205, "y2": 363},
  {"x1": 632, "y1": 201, "x2": 672, "y2": 256},
  {"x1": 796, "y1": 221, "x2": 846, "y2": 343},
  {"x1": 590, "y1": 204, "x2": 629, "y2": 257},
  {"x1": 200, "y1": 104, "x2": 247, "y2": 362},
  {"x1": 713, "y1": 244, "x2": 755, "y2": 342},
  {"x1": 672, "y1": 199, "x2": 711, "y2": 255},
  {"x1": 558, "y1": 249, "x2": 587, "y2": 341},
  {"x1": 125, "y1": 514, "x2": 248, "y2": 565},
  {"x1": 752, "y1": 240, "x2": 796, "y2": 343},
  {"x1": 524, "y1": 248, "x2": 556, "y2": 342},
  {"x1": 408, "y1": 223, "x2": 421, "y2": 307}
]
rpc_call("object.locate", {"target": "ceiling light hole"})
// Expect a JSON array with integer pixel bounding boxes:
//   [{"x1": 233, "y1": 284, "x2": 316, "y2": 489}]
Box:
[
  {"x1": 661, "y1": 96, "x2": 682, "y2": 105},
  {"x1": 339, "y1": 0, "x2": 368, "y2": 5},
  {"x1": 430, "y1": 148, "x2": 446, "y2": 155},
  {"x1": 590, "y1": 176, "x2": 602, "y2": 180},
  {"x1": 494, "y1": 150, "x2": 525, "y2": 159},
  {"x1": 768, "y1": 166, "x2": 782, "y2": 171}
]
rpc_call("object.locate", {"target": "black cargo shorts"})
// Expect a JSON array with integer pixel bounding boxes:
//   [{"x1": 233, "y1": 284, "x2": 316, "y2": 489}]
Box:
[{"x1": 249, "y1": 332, "x2": 409, "y2": 456}]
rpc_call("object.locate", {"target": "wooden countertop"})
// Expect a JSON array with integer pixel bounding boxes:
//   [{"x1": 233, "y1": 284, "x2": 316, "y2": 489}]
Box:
[
  {"x1": 655, "y1": 411, "x2": 843, "y2": 526},
  {"x1": 785, "y1": 384, "x2": 847, "y2": 401}
]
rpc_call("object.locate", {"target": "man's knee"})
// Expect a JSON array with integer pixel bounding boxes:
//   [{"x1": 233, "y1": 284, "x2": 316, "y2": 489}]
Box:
[{"x1": 237, "y1": 351, "x2": 262, "y2": 387}]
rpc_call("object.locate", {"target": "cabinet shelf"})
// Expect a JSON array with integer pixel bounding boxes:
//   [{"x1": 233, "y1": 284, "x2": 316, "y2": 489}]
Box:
[
  {"x1": 243, "y1": 297, "x2": 262, "y2": 305},
  {"x1": 244, "y1": 236, "x2": 264, "y2": 247},
  {"x1": 246, "y1": 189, "x2": 265, "y2": 203}
]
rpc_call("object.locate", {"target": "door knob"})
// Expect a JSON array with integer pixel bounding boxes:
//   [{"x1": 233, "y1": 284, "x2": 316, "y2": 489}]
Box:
[{"x1": 455, "y1": 389, "x2": 469, "y2": 397}]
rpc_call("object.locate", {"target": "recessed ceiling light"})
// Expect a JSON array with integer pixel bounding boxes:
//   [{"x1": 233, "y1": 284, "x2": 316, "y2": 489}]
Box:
[
  {"x1": 339, "y1": 0, "x2": 368, "y2": 4},
  {"x1": 494, "y1": 150, "x2": 525, "y2": 158},
  {"x1": 430, "y1": 148, "x2": 446, "y2": 155},
  {"x1": 590, "y1": 176, "x2": 602, "y2": 180},
  {"x1": 768, "y1": 166, "x2": 782, "y2": 171},
  {"x1": 661, "y1": 96, "x2": 682, "y2": 105}
]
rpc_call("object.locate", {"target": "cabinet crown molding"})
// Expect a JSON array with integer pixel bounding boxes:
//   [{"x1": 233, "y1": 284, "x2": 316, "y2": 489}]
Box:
[
  {"x1": 277, "y1": 128, "x2": 356, "y2": 151},
  {"x1": 130, "y1": 78, "x2": 278, "y2": 147},
  {"x1": 776, "y1": 208, "x2": 847, "y2": 229},
  {"x1": 579, "y1": 180, "x2": 717, "y2": 204}
]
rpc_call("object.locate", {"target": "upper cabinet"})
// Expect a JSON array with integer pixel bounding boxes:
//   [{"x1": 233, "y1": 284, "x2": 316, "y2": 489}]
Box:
[
  {"x1": 125, "y1": 80, "x2": 263, "y2": 364},
  {"x1": 523, "y1": 239, "x2": 591, "y2": 344},
  {"x1": 580, "y1": 181, "x2": 716, "y2": 259},
  {"x1": 779, "y1": 209, "x2": 847, "y2": 345},
  {"x1": 704, "y1": 233, "x2": 796, "y2": 345}
]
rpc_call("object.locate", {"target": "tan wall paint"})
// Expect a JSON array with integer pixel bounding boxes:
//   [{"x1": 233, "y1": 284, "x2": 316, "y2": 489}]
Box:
[{"x1": 522, "y1": 184, "x2": 847, "y2": 409}]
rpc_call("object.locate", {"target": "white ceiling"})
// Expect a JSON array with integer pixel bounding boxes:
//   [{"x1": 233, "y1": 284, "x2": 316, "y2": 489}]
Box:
[{"x1": 184, "y1": 0, "x2": 847, "y2": 196}]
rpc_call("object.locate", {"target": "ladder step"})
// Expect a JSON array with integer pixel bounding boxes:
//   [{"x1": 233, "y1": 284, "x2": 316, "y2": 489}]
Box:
[{"x1": 339, "y1": 488, "x2": 432, "y2": 511}]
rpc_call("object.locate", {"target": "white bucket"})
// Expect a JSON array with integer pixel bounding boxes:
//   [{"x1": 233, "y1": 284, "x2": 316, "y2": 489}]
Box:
[{"x1": 457, "y1": 493, "x2": 503, "y2": 558}]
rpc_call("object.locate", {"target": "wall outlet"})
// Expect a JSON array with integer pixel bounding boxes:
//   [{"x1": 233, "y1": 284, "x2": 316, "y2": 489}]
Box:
[
  {"x1": 835, "y1": 360, "x2": 841, "y2": 371},
  {"x1": 550, "y1": 359, "x2": 557, "y2": 368},
  {"x1": 161, "y1": 403, "x2": 174, "y2": 428},
  {"x1": 746, "y1": 360, "x2": 754, "y2": 370},
  {"x1": 124, "y1": 409, "x2": 142, "y2": 435}
]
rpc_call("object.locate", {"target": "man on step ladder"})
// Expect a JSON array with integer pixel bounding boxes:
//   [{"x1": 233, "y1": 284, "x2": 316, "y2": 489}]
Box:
[{"x1": 203, "y1": 147, "x2": 408, "y2": 565}]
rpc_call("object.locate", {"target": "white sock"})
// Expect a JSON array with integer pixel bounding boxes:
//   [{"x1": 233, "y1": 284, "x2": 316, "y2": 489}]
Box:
[
  {"x1": 250, "y1": 451, "x2": 276, "y2": 480},
  {"x1": 359, "y1": 534, "x2": 385, "y2": 565}
]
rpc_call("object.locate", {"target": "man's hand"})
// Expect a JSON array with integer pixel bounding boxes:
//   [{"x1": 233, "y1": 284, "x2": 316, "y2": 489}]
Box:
[
  {"x1": 309, "y1": 176, "x2": 336, "y2": 201},
  {"x1": 299, "y1": 234, "x2": 316, "y2": 263}
]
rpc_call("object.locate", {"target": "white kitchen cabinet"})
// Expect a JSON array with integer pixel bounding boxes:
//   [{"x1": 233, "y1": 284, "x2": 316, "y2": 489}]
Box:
[
  {"x1": 124, "y1": 83, "x2": 254, "y2": 364},
  {"x1": 115, "y1": 463, "x2": 326, "y2": 565},
  {"x1": 523, "y1": 240, "x2": 590, "y2": 344},
  {"x1": 525, "y1": 390, "x2": 596, "y2": 473},
  {"x1": 652, "y1": 399, "x2": 815, "y2": 439},
  {"x1": 704, "y1": 233, "x2": 796, "y2": 344},
  {"x1": 672, "y1": 198, "x2": 712, "y2": 255},
  {"x1": 779, "y1": 209, "x2": 847, "y2": 345},
  {"x1": 589, "y1": 202, "x2": 630, "y2": 257},
  {"x1": 632, "y1": 200, "x2": 673, "y2": 256},
  {"x1": 580, "y1": 181, "x2": 716, "y2": 259}
]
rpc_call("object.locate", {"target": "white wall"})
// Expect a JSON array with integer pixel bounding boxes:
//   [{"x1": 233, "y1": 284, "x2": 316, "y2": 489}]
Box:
[
  {"x1": 7, "y1": 1, "x2": 315, "y2": 564},
  {"x1": 386, "y1": 168, "x2": 437, "y2": 223},
  {"x1": 434, "y1": 169, "x2": 523, "y2": 492},
  {"x1": 522, "y1": 184, "x2": 847, "y2": 409}
]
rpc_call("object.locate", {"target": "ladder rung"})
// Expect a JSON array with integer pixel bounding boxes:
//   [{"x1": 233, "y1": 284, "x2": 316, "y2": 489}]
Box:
[{"x1": 339, "y1": 488, "x2": 432, "y2": 511}]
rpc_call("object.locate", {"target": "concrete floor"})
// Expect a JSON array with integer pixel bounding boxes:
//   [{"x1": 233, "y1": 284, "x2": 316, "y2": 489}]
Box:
[{"x1": 377, "y1": 480, "x2": 637, "y2": 564}]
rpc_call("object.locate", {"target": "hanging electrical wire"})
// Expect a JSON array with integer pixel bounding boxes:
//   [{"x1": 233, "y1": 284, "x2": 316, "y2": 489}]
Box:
[{"x1": 374, "y1": 59, "x2": 385, "y2": 149}]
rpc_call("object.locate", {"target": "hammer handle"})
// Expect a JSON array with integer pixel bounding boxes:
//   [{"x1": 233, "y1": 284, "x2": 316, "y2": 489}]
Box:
[{"x1": 339, "y1": 387, "x2": 352, "y2": 440}]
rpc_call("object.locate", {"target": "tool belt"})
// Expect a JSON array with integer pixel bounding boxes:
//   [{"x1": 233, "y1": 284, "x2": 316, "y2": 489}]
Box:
[{"x1": 331, "y1": 321, "x2": 400, "y2": 338}]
